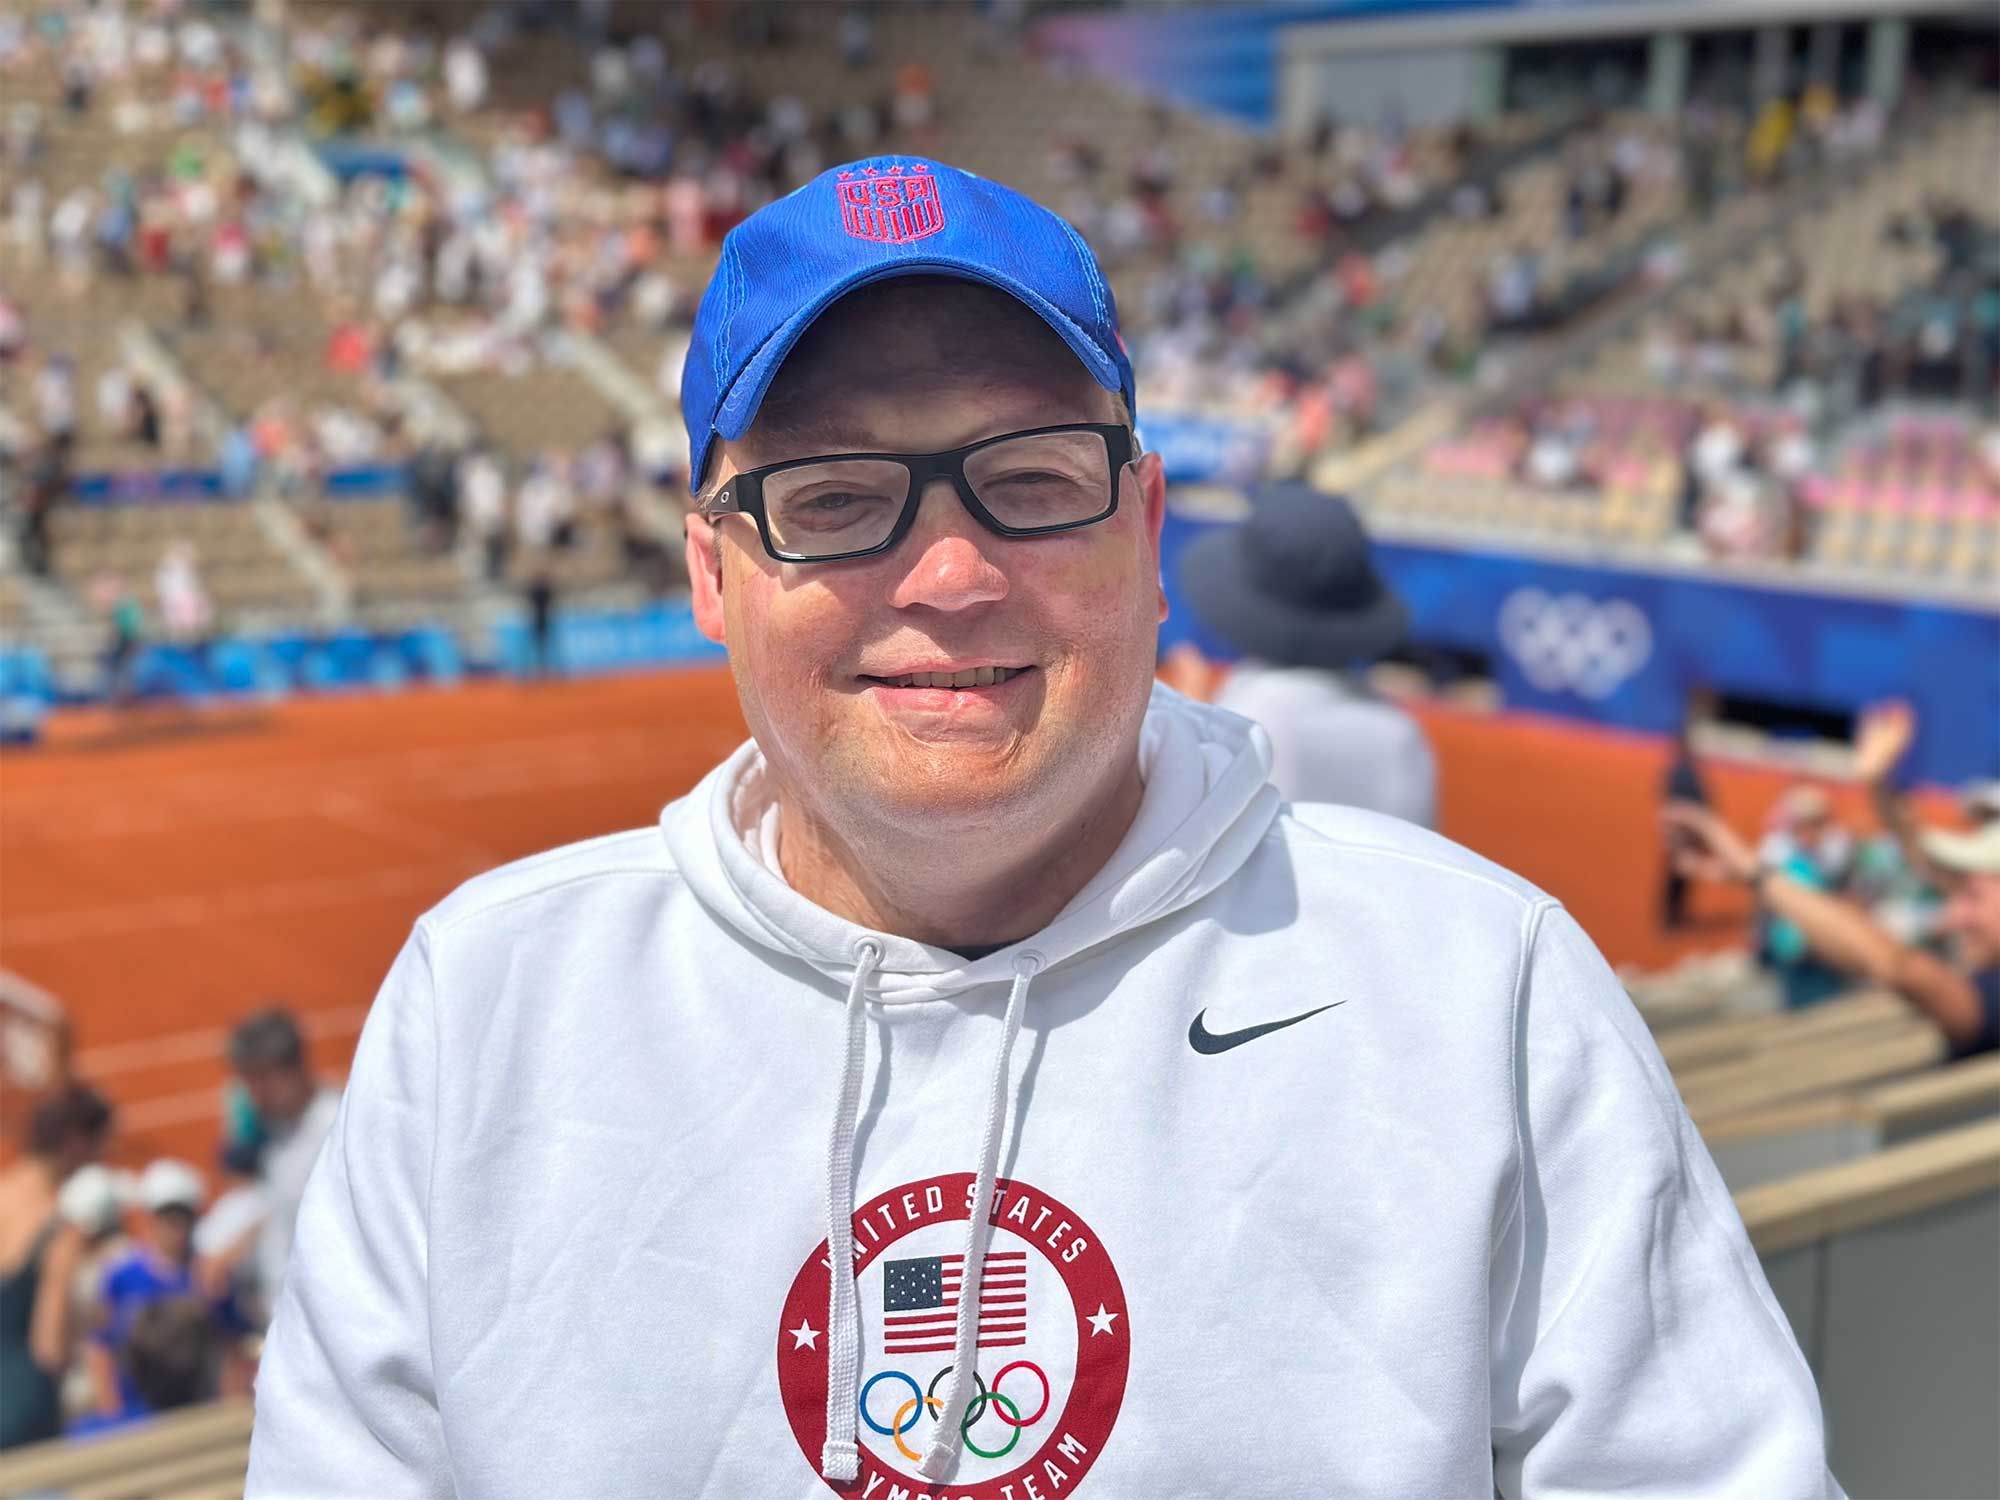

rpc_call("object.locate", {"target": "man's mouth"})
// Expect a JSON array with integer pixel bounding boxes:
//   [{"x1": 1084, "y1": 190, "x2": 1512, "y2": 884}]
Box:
[{"x1": 862, "y1": 666, "x2": 1033, "y2": 689}]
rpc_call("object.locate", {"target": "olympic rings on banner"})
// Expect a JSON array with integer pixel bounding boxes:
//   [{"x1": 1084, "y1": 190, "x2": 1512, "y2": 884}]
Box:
[
  {"x1": 859, "y1": 1371, "x2": 925, "y2": 1437},
  {"x1": 959, "y1": 1392, "x2": 1023, "y2": 1459},
  {"x1": 990, "y1": 1361, "x2": 1050, "y2": 1427}
]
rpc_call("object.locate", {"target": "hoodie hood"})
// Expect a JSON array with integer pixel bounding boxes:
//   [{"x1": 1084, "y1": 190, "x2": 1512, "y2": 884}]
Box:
[{"x1": 662, "y1": 681, "x2": 1281, "y2": 1001}]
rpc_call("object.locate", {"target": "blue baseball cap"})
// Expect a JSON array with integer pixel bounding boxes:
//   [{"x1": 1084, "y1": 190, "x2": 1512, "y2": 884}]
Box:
[{"x1": 679, "y1": 155, "x2": 1135, "y2": 494}]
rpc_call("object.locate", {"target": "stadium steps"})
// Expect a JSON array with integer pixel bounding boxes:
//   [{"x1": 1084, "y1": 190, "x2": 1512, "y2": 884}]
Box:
[{"x1": 0, "y1": 1396, "x2": 250, "y2": 1499}]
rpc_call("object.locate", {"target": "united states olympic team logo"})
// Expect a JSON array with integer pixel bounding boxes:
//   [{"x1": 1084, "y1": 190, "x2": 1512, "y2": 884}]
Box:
[
  {"x1": 1496, "y1": 587, "x2": 1653, "y2": 701},
  {"x1": 838, "y1": 163, "x2": 946, "y2": 244},
  {"x1": 777, "y1": 1173, "x2": 1129, "y2": 1495}
]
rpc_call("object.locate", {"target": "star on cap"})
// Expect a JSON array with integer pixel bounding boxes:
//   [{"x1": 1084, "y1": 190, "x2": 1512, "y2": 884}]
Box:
[
  {"x1": 791, "y1": 1319, "x2": 821, "y2": 1351},
  {"x1": 1086, "y1": 1304, "x2": 1119, "y2": 1338}
]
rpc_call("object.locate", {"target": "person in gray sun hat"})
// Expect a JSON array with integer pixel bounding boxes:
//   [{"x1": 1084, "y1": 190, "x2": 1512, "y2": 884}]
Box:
[{"x1": 1174, "y1": 482, "x2": 1437, "y2": 826}]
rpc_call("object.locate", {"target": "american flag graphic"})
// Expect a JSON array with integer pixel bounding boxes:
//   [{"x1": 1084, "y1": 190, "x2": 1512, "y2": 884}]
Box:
[{"x1": 881, "y1": 1251, "x2": 1029, "y2": 1356}]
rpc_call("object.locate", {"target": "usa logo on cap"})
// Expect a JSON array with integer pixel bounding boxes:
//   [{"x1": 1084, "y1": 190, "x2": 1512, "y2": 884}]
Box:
[{"x1": 837, "y1": 162, "x2": 944, "y2": 244}]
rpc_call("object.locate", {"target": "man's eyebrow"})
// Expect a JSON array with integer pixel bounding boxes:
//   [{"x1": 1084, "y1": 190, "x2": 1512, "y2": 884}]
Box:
[{"x1": 749, "y1": 412, "x2": 886, "y2": 454}]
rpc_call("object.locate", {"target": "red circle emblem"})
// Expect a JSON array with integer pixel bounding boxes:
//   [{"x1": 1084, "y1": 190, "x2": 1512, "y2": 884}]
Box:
[{"x1": 777, "y1": 1173, "x2": 1129, "y2": 1494}]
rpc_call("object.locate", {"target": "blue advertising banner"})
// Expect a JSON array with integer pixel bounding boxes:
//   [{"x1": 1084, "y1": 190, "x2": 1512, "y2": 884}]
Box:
[
  {"x1": 18, "y1": 602, "x2": 725, "y2": 710},
  {"x1": 71, "y1": 469, "x2": 225, "y2": 503},
  {"x1": 1140, "y1": 413, "x2": 1269, "y2": 485},
  {"x1": 1160, "y1": 511, "x2": 2000, "y2": 786}
]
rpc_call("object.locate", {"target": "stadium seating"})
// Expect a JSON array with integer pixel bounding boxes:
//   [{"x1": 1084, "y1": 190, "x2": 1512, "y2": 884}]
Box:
[
  {"x1": 0, "y1": 1396, "x2": 252, "y2": 1499},
  {"x1": 1707, "y1": 1050, "x2": 2000, "y2": 1190}
]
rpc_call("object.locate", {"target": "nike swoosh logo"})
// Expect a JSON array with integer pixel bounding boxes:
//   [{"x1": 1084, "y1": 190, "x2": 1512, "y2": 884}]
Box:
[{"x1": 1188, "y1": 1002, "x2": 1345, "y2": 1055}]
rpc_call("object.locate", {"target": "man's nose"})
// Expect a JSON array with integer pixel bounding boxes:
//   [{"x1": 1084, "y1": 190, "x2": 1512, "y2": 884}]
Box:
[{"x1": 885, "y1": 476, "x2": 1009, "y2": 612}]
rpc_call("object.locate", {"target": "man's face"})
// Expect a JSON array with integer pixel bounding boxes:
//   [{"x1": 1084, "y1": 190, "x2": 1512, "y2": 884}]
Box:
[
  {"x1": 1942, "y1": 872, "x2": 2000, "y2": 969},
  {"x1": 238, "y1": 1062, "x2": 307, "y2": 1126},
  {"x1": 151, "y1": 1206, "x2": 194, "y2": 1263},
  {"x1": 688, "y1": 283, "x2": 1167, "y2": 843}
]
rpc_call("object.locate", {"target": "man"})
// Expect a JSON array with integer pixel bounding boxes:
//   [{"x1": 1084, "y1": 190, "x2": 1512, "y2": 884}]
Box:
[
  {"x1": 250, "y1": 158, "x2": 1840, "y2": 1497},
  {"x1": 1665, "y1": 806, "x2": 2000, "y2": 1057},
  {"x1": 86, "y1": 1158, "x2": 207, "y2": 1424},
  {"x1": 204, "y1": 1009, "x2": 338, "y2": 1329},
  {"x1": 1174, "y1": 483, "x2": 1436, "y2": 826}
]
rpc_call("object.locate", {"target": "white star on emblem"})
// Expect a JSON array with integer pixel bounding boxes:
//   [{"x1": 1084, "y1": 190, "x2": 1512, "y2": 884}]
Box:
[
  {"x1": 790, "y1": 1319, "x2": 821, "y2": 1351},
  {"x1": 1086, "y1": 1304, "x2": 1119, "y2": 1338}
]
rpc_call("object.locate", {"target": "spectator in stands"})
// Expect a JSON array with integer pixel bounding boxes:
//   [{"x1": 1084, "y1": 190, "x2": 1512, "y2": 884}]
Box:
[
  {"x1": 442, "y1": 36, "x2": 488, "y2": 116},
  {"x1": 126, "y1": 1297, "x2": 218, "y2": 1416},
  {"x1": 523, "y1": 560, "x2": 559, "y2": 679},
  {"x1": 68, "y1": 1297, "x2": 219, "y2": 1436},
  {"x1": 458, "y1": 444, "x2": 510, "y2": 580},
  {"x1": 94, "y1": 362, "x2": 133, "y2": 439},
  {"x1": 18, "y1": 435, "x2": 70, "y2": 578},
  {"x1": 1755, "y1": 785, "x2": 1857, "y2": 1009},
  {"x1": 1175, "y1": 485, "x2": 1436, "y2": 827},
  {"x1": 129, "y1": 381, "x2": 161, "y2": 449},
  {"x1": 32, "y1": 352, "x2": 75, "y2": 446},
  {"x1": 1660, "y1": 698, "x2": 1715, "y2": 931},
  {"x1": 53, "y1": 1164, "x2": 134, "y2": 1426},
  {"x1": 94, "y1": 573, "x2": 146, "y2": 706},
  {"x1": 515, "y1": 452, "x2": 574, "y2": 552},
  {"x1": 0, "y1": 1084, "x2": 114, "y2": 1450},
  {"x1": 199, "y1": 1010, "x2": 339, "y2": 1329},
  {"x1": 84, "y1": 1159, "x2": 207, "y2": 1424},
  {"x1": 0, "y1": 294, "x2": 23, "y2": 364},
  {"x1": 1665, "y1": 806, "x2": 2000, "y2": 1058},
  {"x1": 154, "y1": 539, "x2": 213, "y2": 644},
  {"x1": 837, "y1": 4, "x2": 873, "y2": 69}
]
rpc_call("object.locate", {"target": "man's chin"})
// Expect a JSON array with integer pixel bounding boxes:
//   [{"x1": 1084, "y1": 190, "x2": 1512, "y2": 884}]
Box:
[{"x1": 847, "y1": 741, "x2": 1043, "y2": 823}]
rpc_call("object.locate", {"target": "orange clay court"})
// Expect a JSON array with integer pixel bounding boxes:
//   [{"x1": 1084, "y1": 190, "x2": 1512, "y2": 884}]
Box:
[{"x1": 0, "y1": 667, "x2": 1959, "y2": 1173}]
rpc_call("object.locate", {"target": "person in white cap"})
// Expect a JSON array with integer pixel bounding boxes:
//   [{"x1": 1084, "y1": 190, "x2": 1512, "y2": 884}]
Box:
[
  {"x1": 85, "y1": 1159, "x2": 209, "y2": 1422},
  {"x1": 1665, "y1": 806, "x2": 2000, "y2": 1057},
  {"x1": 55, "y1": 1165, "x2": 133, "y2": 1424}
]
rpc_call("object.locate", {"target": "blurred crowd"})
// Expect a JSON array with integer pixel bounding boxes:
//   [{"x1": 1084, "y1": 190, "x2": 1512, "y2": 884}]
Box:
[
  {"x1": 1, "y1": 0, "x2": 1994, "y2": 649},
  {"x1": 1665, "y1": 701, "x2": 2000, "y2": 1057},
  {"x1": 0, "y1": 1008, "x2": 338, "y2": 1450}
]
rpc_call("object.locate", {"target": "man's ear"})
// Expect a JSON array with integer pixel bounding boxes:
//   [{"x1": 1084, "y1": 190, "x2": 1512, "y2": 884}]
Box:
[
  {"x1": 686, "y1": 509, "x2": 728, "y2": 645},
  {"x1": 1135, "y1": 450, "x2": 1169, "y2": 625}
]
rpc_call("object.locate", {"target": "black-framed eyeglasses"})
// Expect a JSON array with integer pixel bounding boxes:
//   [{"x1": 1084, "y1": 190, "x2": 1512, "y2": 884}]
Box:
[{"x1": 697, "y1": 423, "x2": 1135, "y2": 564}]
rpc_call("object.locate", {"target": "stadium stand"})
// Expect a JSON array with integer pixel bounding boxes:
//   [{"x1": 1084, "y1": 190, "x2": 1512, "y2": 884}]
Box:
[
  {"x1": 5, "y1": 0, "x2": 1993, "y2": 703},
  {"x1": 1707, "y1": 1049, "x2": 2000, "y2": 1190},
  {"x1": 0, "y1": 1396, "x2": 252, "y2": 1499}
]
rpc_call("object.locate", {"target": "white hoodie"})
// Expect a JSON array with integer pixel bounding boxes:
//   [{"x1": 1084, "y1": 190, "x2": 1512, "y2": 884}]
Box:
[{"x1": 248, "y1": 686, "x2": 1843, "y2": 1499}]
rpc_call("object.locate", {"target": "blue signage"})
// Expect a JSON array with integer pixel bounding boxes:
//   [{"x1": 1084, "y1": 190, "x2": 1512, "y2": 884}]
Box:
[{"x1": 1161, "y1": 510, "x2": 1999, "y2": 787}]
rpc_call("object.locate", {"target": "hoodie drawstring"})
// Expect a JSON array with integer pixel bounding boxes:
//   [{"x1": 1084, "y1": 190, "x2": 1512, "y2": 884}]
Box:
[
  {"x1": 918, "y1": 950, "x2": 1041, "y2": 1481},
  {"x1": 820, "y1": 943, "x2": 1043, "y2": 1485},
  {"x1": 820, "y1": 937, "x2": 881, "y2": 1483}
]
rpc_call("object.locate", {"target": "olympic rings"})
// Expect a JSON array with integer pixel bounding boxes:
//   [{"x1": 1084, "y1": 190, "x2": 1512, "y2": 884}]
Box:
[
  {"x1": 989, "y1": 1361, "x2": 1050, "y2": 1427},
  {"x1": 1496, "y1": 587, "x2": 1653, "y2": 701},
  {"x1": 859, "y1": 1371, "x2": 924, "y2": 1437},
  {"x1": 862, "y1": 1360, "x2": 1049, "y2": 1461},
  {"x1": 959, "y1": 1392, "x2": 1023, "y2": 1460}
]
